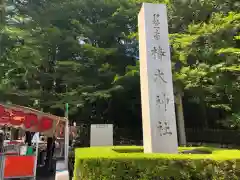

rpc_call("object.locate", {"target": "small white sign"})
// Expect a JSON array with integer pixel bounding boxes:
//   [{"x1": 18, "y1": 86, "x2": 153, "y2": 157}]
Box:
[{"x1": 90, "y1": 124, "x2": 113, "y2": 147}]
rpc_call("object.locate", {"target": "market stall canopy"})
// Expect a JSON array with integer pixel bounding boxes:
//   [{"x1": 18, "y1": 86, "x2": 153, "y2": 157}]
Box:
[{"x1": 0, "y1": 103, "x2": 66, "y2": 136}]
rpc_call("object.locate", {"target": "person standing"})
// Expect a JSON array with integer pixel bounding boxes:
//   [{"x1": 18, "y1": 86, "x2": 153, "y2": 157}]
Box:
[{"x1": 0, "y1": 130, "x2": 4, "y2": 153}]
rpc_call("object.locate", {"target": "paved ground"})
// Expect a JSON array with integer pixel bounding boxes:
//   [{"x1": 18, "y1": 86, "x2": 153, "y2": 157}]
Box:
[{"x1": 37, "y1": 176, "x2": 55, "y2": 180}]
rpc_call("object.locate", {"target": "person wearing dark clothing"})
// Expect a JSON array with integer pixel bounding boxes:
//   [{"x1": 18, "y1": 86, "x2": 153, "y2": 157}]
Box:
[
  {"x1": 0, "y1": 130, "x2": 4, "y2": 153},
  {"x1": 25, "y1": 131, "x2": 32, "y2": 146},
  {"x1": 45, "y1": 136, "x2": 56, "y2": 172}
]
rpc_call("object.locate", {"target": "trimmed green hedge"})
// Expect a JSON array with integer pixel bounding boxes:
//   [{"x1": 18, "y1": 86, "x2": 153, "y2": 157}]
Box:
[{"x1": 74, "y1": 146, "x2": 240, "y2": 180}]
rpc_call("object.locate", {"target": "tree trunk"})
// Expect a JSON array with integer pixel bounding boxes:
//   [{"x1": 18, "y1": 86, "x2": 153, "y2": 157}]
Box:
[{"x1": 175, "y1": 92, "x2": 187, "y2": 146}]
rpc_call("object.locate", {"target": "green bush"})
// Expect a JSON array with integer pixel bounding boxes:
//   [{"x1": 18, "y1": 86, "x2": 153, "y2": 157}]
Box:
[{"x1": 74, "y1": 146, "x2": 240, "y2": 180}]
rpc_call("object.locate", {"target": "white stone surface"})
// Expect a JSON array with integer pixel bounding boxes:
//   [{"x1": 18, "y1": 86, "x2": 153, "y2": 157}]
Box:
[
  {"x1": 56, "y1": 160, "x2": 66, "y2": 171},
  {"x1": 55, "y1": 170, "x2": 69, "y2": 180},
  {"x1": 90, "y1": 124, "x2": 113, "y2": 147},
  {"x1": 138, "y1": 3, "x2": 178, "y2": 153}
]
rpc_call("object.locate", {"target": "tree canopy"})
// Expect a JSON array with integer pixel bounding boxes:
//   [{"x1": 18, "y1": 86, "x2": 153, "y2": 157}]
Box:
[{"x1": 0, "y1": 0, "x2": 239, "y2": 129}]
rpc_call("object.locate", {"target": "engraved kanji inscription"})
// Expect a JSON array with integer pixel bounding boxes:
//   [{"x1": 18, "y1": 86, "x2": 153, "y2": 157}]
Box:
[
  {"x1": 153, "y1": 14, "x2": 160, "y2": 26},
  {"x1": 156, "y1": 93, "x2": 170, "y2": 111},
  {"x1": 154, "y1": 69, "x2": 167, "y2": 83},
  {"x1": 153, "y1": 14, "x2": 161, "y2": 40},
  {"x1": 157, "y1": 121, "x2": 172, "y2": 136},
  {"x1": 151, "y1": 46, "x2": 166, "y2": 60},
  {"x1": 154, "y1": 27, "x2": 160, "y2": 40}
]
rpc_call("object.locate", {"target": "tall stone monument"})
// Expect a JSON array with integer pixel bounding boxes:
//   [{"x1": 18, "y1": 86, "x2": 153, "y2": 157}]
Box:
[{"x1": 138, "y1": 3, "x2": 178, "y2": 153}]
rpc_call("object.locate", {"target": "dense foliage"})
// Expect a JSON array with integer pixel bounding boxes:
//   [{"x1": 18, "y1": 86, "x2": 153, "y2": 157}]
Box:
[
  {"x1": 0, "y1": 0, "x2": 239, "y2": 130},
  {"x1": 74, "y1": 146, "x2": 240, "y2": 180}
]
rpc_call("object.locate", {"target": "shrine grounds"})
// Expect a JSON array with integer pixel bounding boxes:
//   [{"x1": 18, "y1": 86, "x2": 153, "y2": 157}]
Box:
[{"x1": 73, "y1": 146, "x2": 240, "y2": 180}]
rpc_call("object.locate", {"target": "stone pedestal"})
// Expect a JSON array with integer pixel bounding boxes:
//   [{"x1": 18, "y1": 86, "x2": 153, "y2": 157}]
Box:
[{"x1": 90, "y1": 124, "x2": 113, "y2": 147}]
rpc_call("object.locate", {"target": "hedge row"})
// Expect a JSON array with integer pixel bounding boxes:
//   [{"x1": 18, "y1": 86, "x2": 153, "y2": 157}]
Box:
[{"x1": 74, "y1": 146, "x2": 240, "y2": 180}]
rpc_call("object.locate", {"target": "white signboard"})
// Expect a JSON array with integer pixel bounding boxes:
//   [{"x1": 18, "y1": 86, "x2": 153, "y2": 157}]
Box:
[
  {"x1": 90, "y1": 124, "x2": 113, "y2": 147},
  {"x1": 138, "y1": 3, "x2": 178, "y2": 153}
]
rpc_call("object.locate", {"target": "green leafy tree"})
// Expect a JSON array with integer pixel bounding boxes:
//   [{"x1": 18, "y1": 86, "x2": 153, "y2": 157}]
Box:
[{"x1": 0, "y1": 0, "x2": 239, "y2": 131}]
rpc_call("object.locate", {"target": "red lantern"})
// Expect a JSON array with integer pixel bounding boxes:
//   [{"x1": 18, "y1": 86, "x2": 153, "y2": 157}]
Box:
[
  {"x1": 39, "y1": 116, "x2": 53, "y2": 131},
  {"x1": 24, "y1": 113, "x2": 38, "y2": 129},
  {"x1": 10, "y1": 110, "x2": 25, "y2": 126}
]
